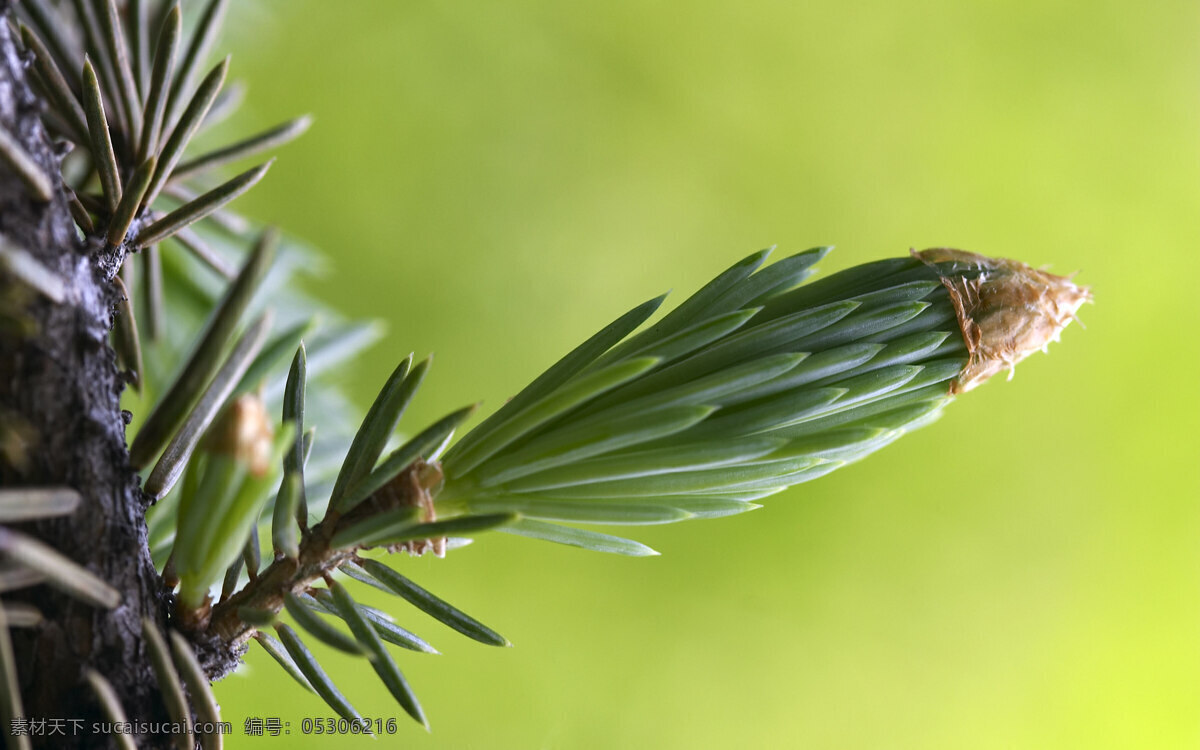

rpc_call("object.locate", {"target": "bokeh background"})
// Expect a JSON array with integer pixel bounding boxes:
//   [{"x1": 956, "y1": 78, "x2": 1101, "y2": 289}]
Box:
[{"x1": 204, "y1": 1, "x2": 1199, "y2": 747}]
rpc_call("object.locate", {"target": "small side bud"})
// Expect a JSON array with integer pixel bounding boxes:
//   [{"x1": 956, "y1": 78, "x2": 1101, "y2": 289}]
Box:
[
  {"x1": 202, "y1": 393, "x2": 274, "y2": 476},
  {"x1": 916, "y1": 248, "x2": 1091, "y2": 394}
]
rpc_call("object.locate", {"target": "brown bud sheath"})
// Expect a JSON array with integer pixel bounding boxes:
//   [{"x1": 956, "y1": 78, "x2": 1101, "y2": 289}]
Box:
[{"x1": 915, "y1": 248, "x2": 1091, "y2": 394}]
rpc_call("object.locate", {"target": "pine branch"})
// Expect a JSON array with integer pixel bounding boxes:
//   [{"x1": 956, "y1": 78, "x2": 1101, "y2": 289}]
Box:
[{"x1": 0, "y1": 0, "x2": 1092, "y2": 742}]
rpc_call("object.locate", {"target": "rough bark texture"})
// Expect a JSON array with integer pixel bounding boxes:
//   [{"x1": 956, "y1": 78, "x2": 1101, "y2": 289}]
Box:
[{"x1": 0, "y1": 12, "x2": 179, "y2": 750}]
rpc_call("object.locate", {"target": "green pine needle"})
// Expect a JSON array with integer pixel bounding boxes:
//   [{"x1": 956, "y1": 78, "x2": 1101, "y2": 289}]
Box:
[
  {"x1": 0, "y1": 606, "x2": 28, "y2": 750},
  {"x1": 329, "y1": 355, "x2": 428, "y2": 512},
  {"x1": 499, "y1": 519, "x2": 660, "y2": 557},
  {"x1": 96, "y1": 0, "x2": 142, "y2": 141},
  {"x1": 307, "y1": 589, "x2": 439, "y2": 654},
  {"x1": 0, "y1": 123, "x2": 53, "y2": 204},
  {"x1": 252, "y1": 632, "x2": 313, "y2": 694},
  {"x1": 340, "y1": 508, "x2": 518, "y2": 549},
  {"x1": 110, "y1": 275, "x2": 145, "y2": 391},
  {"x1": 162, "y1": 0, "x2": 230, "y2": 131},
  {"x1": 272, "y1": 345, "x2": 309, "y2": 556},
  {"x1": 67, "y1": 191, "x2": 97, "y2": 234},
  {"x1": 169, "y1": 226, "x2": 237, "y2": 279},
  {"x1": 106, "y1": 156, "x2": 156, "y2": 248},
  {"x1": 354, "y1": 559, "x2": 510, "y2": 647},
  {"x1": 20, "y1": 0, "x2": 82, "y2": 90},
  {"x1": 0, "y1": 528, "x2": 121, "y2": 608},
  {"x1": 138, "y1": 4, "x2": 182, "y2": 162},
  {"x1": 333, "y1": 512, "x2": 518, "y2": 550},
  {"x1": 83, "y1": 670, "x2": 136, "y2": 750},
  {"x1": 0, "y1": 488, "x2": 80, "y2": 522},
  {"x1": 195, "y1": 80, "x2": 246, "y2": 137},
  {"x1": 467, "y1": 495, "x2": 691, "y2": 525},
  {"x1": 141, "y1": 246, "x2": 165, "y2": 340},
  {"x1": 70, "y1": 1, "x2": 124, "y2": 136},
  {"x1": 140, "y1": 619, "x2": 192, "y2": 750},
  {"x1": 236, "y1": 320, "x2": 317, "y2": 397},
  {"x1": 130, "y1": 230, "x2": 275, "y2": 471},
  {"x1": 283, "y1": 592, "x2": 363, "y2": 655},
  {"x1": 327, "y1": 581, "x2": 427, "y2": 729},
  {"x1": 0, "y1": 239, "x2": 66, "y2": 303},
  {"x1": 274, "y1": 624, "x2": 363, "y2": 724},
  {"x1": 129, "y1": 0, "x2": 151, "y2": 94},
  {"x1": 446, "y1": 356, "x2": 662, "y2": 477},
  {"x1": 144, "y1": 57, "x2": 230, "y2": 207},
  {"x1": 135, "y1": 160, "x2": 273, "y2": 248},
  {"x1": 172, "y1": 115, "x2": 312, "y2": 182},
  {"x1": 166, "y1": 631, "x2": 223, "y2": 750},
  {"x1": 440, "y1": 293, "x2": 666, "y2": 470},
  {"x1": 143, "y1": 311, "x2": 272, "y2": 500},
  {"x1": 81, "y1": 57, "x2": 122, "y2": 212},
  {"x1": 18, "y1": 25, "x2": 89, "y2": 146},
  {"x1": 338, "y1": 403, "x2": 477, "y2": 513}
]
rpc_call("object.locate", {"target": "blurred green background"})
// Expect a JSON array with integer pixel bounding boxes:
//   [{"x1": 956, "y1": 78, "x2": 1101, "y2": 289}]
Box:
[{"x1": 207, "y1": 0, "x2": 1199, "y2": 747}]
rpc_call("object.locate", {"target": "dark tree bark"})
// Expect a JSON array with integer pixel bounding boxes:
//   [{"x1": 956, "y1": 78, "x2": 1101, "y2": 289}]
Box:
[{"x1": 0, "y1": 10, "x2": 178, "y2": 750}]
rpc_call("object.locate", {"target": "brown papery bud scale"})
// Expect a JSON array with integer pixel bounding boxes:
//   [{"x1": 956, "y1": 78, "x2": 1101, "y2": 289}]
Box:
[{"x1": 915, "y1": 248, "x2": 1091, "y2": 394}]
